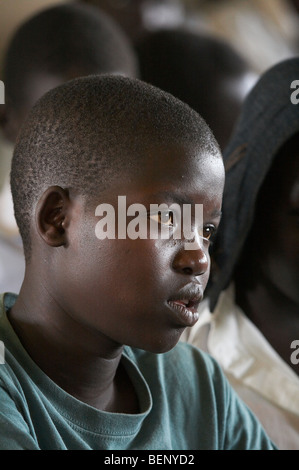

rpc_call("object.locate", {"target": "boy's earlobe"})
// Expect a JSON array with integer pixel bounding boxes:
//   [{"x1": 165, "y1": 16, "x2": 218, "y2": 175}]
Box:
[{"x1": 36, "y1": 186, "x2": 70, "y2": 247}]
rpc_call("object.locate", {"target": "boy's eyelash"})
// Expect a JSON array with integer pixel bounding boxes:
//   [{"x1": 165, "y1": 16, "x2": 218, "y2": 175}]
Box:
[
  {"x1": 203, "y1": 225, "x2": 219, "y2": 247},
  {"x1": 202, "y1": 224, "x2": 217, "y2": 238}
]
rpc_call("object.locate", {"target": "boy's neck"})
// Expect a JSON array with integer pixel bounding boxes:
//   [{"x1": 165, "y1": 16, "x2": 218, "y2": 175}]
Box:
[
  {"x1": 8, "y1": 276, "x2": 139, "y2": 413},
  {"x1": 235, "y1": 272, "x2": 299, "y2": 376}
]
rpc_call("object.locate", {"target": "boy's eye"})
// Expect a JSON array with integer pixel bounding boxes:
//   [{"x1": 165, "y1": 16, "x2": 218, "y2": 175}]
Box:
[
  {"x1": 149, "y1": 211, "x2": 174, "y2": 226},
  {"x1": 201, "y1": 225, "x2": 216, "y2": 241}
]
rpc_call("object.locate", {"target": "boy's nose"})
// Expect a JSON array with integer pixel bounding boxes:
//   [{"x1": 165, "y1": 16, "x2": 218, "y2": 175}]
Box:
[{"x1": 172, "y1": 244, "x2": 209, "y2": 277}]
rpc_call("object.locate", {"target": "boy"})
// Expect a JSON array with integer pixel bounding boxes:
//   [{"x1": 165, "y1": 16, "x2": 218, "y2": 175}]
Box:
[{"x1": 0, "y1": 74, "x2": 276, "y2": 450}]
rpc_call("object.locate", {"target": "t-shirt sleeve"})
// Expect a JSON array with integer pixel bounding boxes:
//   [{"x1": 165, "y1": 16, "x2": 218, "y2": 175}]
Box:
[{"x1": 0, "y1": 383, "x2": 40, "y2": 450}]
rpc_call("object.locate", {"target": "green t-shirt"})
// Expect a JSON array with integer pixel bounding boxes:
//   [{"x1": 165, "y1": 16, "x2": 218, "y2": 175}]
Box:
[{"x1": 0, "y1": 293, "x2": 277, "y2": 450}]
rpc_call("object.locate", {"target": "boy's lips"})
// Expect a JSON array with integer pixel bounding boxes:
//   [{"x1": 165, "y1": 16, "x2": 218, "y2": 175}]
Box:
[{"x1": 167, "y1": 284, "x2": 203, "y2": 327}]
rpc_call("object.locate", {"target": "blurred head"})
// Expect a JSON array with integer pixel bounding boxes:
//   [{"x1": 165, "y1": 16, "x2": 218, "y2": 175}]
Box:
[
  {"x1": 0, "y1": 3, "x2": 138, "y2": 143},
  {"x1": 137, "y1": 28, "x2": 257, "y2": 150}
]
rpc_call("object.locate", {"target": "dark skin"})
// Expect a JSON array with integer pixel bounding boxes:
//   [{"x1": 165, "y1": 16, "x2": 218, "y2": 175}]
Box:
[
  {"x1": 9, "y1": 143, "x2": 224, "y2": 412},
  {"x1": 235, "y1": 136, "x2": 299, "y2": 374}
]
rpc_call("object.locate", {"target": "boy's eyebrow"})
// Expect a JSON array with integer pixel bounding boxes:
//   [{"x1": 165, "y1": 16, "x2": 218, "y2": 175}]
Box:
[
  {"x1": 212, "y1": 210, "x2": 222, "y2": 218},
  {"x1": 150, "y1": 190, "x2": 196, "y2": 206}
]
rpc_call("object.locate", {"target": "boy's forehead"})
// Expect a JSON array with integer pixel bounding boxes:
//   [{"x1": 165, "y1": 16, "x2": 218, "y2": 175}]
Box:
[
  {"x1": 102, "y1": 144, "x2": 223, "y2": 198},
  {"x1": 139, "y1": 142, "x2": 221, "y2": 175}
]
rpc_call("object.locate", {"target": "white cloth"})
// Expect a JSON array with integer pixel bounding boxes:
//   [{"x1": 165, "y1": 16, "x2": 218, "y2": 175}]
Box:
[
  {"x1": 0, "y1": 175, "x2": 18, "y2": 236},
  {"x1": 181, "y1": 283, "x2": 299, "y2": 450},
  {"x1": 187, "y1": 0, "x2": 299, "y2": 74},
  {"x1": 0, "y1": 135, "x2": 25, "y2": 294},
  {"x1": 0, "y1": 231, "x2": 24, "y2": 294},
  {"x1": 0, "y1": 132, "x2": 13, "y2": 191}
]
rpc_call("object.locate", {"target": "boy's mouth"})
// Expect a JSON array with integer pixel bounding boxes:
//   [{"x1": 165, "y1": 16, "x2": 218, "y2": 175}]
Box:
[{"x1": 167, "y1": 285, "x2": 202, "y2": 327}]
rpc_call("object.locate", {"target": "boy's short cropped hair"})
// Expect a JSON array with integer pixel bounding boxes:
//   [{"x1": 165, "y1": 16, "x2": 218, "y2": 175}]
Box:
[{"x1": 11, "y1": 74, "x2": 220, "y2": 260}]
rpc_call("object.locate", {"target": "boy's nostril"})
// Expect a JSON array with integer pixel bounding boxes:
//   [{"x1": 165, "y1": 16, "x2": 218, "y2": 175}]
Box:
[{"x1": 182, "y1": 267, "x2": 193, "y2": 275}]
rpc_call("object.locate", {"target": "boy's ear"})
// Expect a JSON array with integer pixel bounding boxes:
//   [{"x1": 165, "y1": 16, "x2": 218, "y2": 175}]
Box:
[{"x1": 36, "y1": 186, "x2": 70, "y2": 248}]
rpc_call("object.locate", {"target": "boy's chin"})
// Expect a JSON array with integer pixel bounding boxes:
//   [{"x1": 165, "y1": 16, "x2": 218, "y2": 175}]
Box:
[{"x1": 138, "y1": 330, "x2": 184, "y2": 354}]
